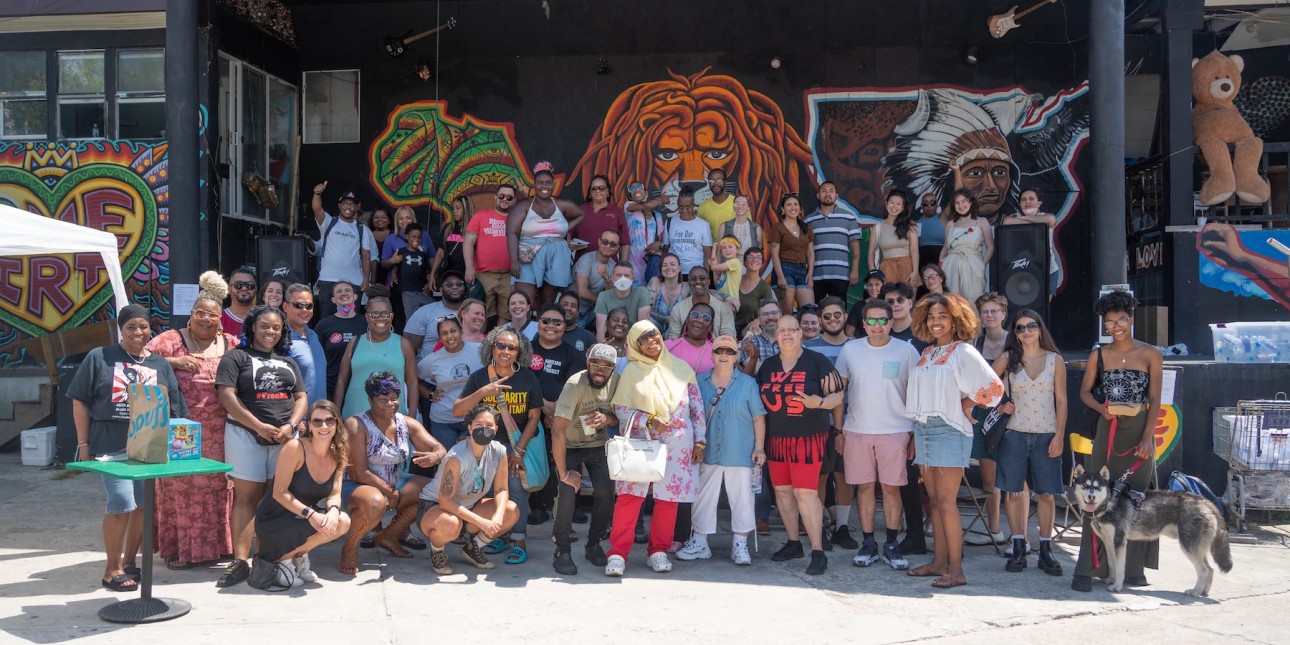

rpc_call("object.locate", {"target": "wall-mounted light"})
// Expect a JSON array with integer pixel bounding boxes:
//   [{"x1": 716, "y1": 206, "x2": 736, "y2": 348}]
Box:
[
  {"x1": 596, "y1": 56, "x2": 611, "y2": 75},
  {"x1": 770, "y1": 56, "x2": 783, "y2": 69},
  {"x1": 965, "y1": 46, "x2": 980, "y2": 65}
]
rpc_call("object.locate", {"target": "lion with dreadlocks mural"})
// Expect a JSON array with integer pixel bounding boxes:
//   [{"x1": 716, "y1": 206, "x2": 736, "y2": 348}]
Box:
[{"x1": 572, "y1": 68, "x2": 813, "y2": 230}]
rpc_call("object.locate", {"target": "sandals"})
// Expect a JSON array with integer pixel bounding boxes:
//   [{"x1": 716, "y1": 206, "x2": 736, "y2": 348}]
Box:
[
  {"x1": 399, "y1": 535, "x2": 428, "y2": 551},
  {"x1": 165, "y1": 557, "x2": 196, "y2": 571},
  {"x1": 101, "y1": 573, "x2": 138, "y2": 592},
  {"x1": 123, "y1": 565, "x2": 141, "y2": 578},
  {"x1": 374, "y1": 535, "x2": 413, "y2": 559},
  {"x1": 482, "y1": 538, "x2": 511, "y2": 555},
  {"x1": 505, "y1": 546, "x2": 529, "y2": 565}
]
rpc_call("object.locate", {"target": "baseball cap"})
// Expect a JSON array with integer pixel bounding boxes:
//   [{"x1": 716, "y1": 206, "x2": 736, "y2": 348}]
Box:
[
  {"x1": 586, "y1": 343, "x2": 618, "y2": 363},
  {"x1": 713, "y1": 335, "x2": 738, "y2": 352},
  {"x1": 865, "y1": 269, "x2": 886, "y2": 282},
  {"x1": 338, "y1": 191, "x2": 359, "y2": 204},
  {"x1": 441, "y1": 269, "x2": 465, "y2": 282}
]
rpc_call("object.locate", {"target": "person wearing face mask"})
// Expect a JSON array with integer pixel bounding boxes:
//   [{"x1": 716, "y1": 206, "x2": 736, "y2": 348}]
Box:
[
  {"x1": 314, "y1": 282, "x2": 367, "y2": 395},
  {"x1": 404, "y1": 270, "x2": 468, "y2": 362},
  {"x1": 594, "y1": 263, "x2": 653, "y2": 342},
  {"x1": 549, "y1": 344, "x2": 622, "y2": 575},
  {"x1": 418, "y1": 405, "x2": 521, "y2": 574},
  {"x1": 69, "y1": 305, "x2": 189, "y2": 592},
  {"x1": 666, "y1": 266, "x2": 736, "y2": 340},
  {"x1": 1001, "y1": 188, "x2": 1059, "y2": 299},
  {"x1": 311, "y1": 182, "x2": 377, "y2": 318}
]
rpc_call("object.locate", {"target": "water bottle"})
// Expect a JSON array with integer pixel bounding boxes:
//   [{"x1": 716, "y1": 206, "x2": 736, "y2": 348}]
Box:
[{"x1": 751, "y1": 463, "x2": 763, "y2": 494}]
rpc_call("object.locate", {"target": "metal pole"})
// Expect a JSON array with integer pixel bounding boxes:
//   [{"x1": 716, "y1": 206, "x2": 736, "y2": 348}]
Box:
[
  {"x1": 165, "y1": 0, "x2": 201, "y2": 327},
  {"x1": 1089, "y1": 0, "x2": 1128, "y2": 289}
]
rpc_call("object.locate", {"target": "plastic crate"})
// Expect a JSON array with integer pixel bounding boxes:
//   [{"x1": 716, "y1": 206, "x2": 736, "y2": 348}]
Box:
[{"x1": 1213, "y1": 406, "x2": 1237, "y2": 462}]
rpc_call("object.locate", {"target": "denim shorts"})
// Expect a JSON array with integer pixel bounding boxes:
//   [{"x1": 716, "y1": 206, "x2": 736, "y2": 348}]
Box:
[
  {"x1": 994, "y1": 431, "x2": 1064, "y2": 495},
  {"x1": 224, "y1": 421, "x2": 285, "y2": 483},
  {"x1": 341, "y1": 472, "x2": 415, "y2": 507},
  {"x1": 913, "y1": 416, "x2": 972, "y2": 468},
  {"x1": 518, "y1": 238, "x2": 572, "y2": 288},
  {"x1": 101, "y1": 452, "x2": 145, "y2": 514},
  {"x1": 429, "y1": 420, "x2": 468, "y2": 450},
  {"x1": 781, "y1": 262, "x2": 809, "y2": 289}
]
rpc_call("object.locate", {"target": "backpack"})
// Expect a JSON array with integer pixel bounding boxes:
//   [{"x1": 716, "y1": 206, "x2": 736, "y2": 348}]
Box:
[
  {"x1": 1167, "y1": 470, "x2": 1228, "y2": 520},
  {"x1": 317, "y1": 214, "x2": 371, "y2": 263}
]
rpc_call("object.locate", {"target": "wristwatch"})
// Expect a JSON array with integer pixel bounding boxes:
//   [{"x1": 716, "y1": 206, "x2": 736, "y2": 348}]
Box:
[{"x1": 299, "y1": 507, "x2": 314, "y2": 520}]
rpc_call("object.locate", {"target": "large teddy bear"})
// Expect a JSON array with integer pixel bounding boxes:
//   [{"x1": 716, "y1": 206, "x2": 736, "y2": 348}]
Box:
[{"x1": 1193, "y1": 50, "x2": 1270, "y2": 205}]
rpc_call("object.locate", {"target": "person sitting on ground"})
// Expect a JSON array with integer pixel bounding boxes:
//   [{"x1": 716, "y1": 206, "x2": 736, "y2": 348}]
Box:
[
  {"x1": 418, "y1": 404, "x2": 522, "y2": 575},
  {"x1": 678, "y1": 336, "x2": 767, "y2": 566},
  {"x1": 595, "y1": 263, "x2": 652, "y2": 341},
  {"x1": 338, "y1": 372, "x2": 447, "y2": 575},
  {"x1": 549, "y1": 344, "x2": 621, "y2": 575},
  {"x1": 251, "y1": 401, "x2": 352, "y2": 588}
]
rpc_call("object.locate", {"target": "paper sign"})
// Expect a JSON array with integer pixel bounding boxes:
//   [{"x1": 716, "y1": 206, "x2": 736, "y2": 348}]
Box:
[
  {"x1": 1160, "y1": 369, "x2": 1178, "y2": 406},
  {"x1": 172, "y1": 283, "x2": 199, "y2": 317}
]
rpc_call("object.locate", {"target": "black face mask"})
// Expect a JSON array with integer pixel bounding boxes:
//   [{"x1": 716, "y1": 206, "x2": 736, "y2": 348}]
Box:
[{"x1": 471, "y1": 426, "x2": 496, "y2": 446}]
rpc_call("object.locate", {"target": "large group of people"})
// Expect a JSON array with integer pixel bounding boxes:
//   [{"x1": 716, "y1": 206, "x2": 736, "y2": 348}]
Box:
[{"x1": 69, "y1": 166, "x2": 1157, "y2": 594}]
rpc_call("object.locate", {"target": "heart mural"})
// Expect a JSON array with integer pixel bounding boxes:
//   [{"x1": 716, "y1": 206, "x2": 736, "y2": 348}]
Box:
[{"x1": 0, "y1": 163, "x2": 158, "y2": 338}]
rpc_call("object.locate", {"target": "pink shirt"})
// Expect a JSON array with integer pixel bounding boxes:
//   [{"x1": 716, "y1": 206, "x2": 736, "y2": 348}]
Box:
[{"x1": 666, "y1": 338, "x2": 715, "y2": 375}]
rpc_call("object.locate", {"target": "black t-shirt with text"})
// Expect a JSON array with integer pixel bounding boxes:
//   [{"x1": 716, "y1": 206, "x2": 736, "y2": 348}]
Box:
[
  {"x1": 461, "y1": 367, "x2": 543, "y2": 447},
  {"x1": 315, "y1": 315, "x2": 368, "y2": 393},
  {"x1": 397, "y1": 247, "x2": 432, "y2": 294},
  {"x1": 528, "y1": 336, "x2": 587, "y2": 403},
  {"x1": 757, "y1": 349, "x2": 842, "y2": 462},
  {"x1": 216, "y1": 347, "x2": 305, "y2": 427}
]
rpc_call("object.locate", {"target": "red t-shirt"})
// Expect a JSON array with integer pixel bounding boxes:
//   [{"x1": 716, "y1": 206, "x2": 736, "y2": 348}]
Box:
[
  {"x1": 467, "y1": 208, "x2": 511, "y2": 273},
  {"x1": 221, "y1": 308, "x2": 245, "y2": 337},
  {"x1": 574, "y1": 202, "x2": 629, "y2": 259}
]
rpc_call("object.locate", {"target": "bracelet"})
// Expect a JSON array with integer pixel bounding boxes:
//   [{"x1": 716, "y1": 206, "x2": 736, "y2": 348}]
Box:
[
  {"x1": 327, "y1": 505, "x2": 340, "y2": 513},
  {"x1": 77, "y1": 441, "x2": 89, "y2": 447}
]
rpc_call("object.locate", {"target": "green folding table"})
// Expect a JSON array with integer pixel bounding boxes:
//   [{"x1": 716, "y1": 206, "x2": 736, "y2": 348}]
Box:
[{"x1": 67, "y1": 458, "x2": 233, "y2": 624}]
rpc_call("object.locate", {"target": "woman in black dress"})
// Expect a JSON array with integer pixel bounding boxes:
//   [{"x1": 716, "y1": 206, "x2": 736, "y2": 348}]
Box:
[{"x1": 252, "y1": 400, "x2": 351, "y2": 588}]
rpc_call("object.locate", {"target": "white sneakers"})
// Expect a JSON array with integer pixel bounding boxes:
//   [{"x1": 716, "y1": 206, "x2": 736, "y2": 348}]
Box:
[
  {"x1": 275, "y1": 561, "x2": 303, "y2": 588},
  {"x1": 676, "y1": 538, "x2": 712, "y2": 561},
  {"x1": 648, "y1": 552, "x2": 673, "y2": 573},
  {"x1": 292, "y1": 554, "x2": 317, "y2": 583},
  {"x1": 731, "y1": 541, "x2": 752, "y2": 566},
  {"x1": 604, "y1": 554, "x2": 626, "y2": 577},
  {"x1": 963, "y1": 530, "x2": 1006, "y2": 546}
]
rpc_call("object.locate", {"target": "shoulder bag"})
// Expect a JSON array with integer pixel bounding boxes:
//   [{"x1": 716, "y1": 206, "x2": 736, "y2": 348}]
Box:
[
  {"x1": 605, "y1": 411, "x2": 669, "y2": 483},
  {"x1": 974, "y1": 373, "x2": 1012, "y2": 454},
  {"x1": 496, "y1": 395, "x2": 549, "y2": 492},
  {"x1": 1075, "y1": 348, "x2": 1105, "y2": 439}
]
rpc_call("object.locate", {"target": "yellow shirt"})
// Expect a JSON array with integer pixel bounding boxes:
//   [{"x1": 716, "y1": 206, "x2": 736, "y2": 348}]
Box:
[
  {"x1": 714, "y1": 257, "x2": 743, "y2": 300},
  {"x1": 698, "y1": 196, "x2": 736, "y2": 240}
]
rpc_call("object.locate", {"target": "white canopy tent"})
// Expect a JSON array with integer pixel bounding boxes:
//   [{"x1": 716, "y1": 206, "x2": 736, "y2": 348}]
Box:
[{"x1": 0, "y1": 202, "x2": 131, "y2": 315}]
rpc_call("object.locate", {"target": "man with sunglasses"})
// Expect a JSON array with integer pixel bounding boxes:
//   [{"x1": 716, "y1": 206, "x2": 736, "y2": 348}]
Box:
[
  {"x1": 835, "y1": 297, "x2": 920, "y2": 570},
  {"x1": 465, "y1": 185, "x2": 517, "y2": 325},
  {"x1": 573, "y1": 176, "x2": 629, "y2": 261},
  {"x1": 405, "y1": 270, "x2": 469, "y2": 363},
  {"x1": 222, "y1": 267, "x2": 258, "y2": 336},
  {"x1": 284, "y1": 284, "x2": 326, "y2": 405},
  {"x1": 665, "y1": 266, "x2": 736, "y2": 340},
  {"x1": 527, "y1": 303, "x2": 588, "y2": 527},
  {"x1": 916, "y1": 193, "x2": 946, "y2": 269},
  {"x1": 574, "y1": 230, "x2": 622, "y2": 326},
  {"x1": 804, "y1": 296, "x2": 858, "y2": 550},
  {"x1": 549, "y1": 344, "x2": 621, "y2": 575}
]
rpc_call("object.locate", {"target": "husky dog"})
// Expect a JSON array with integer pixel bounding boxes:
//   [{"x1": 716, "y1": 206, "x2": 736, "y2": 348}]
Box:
[{"x1": 1072, "y1": 465, "x2": 1233, "y2": 597}]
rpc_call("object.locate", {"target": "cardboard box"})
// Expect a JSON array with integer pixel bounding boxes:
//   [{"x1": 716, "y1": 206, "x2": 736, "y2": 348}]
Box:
[
  {"x1": 167, "y1": 418, "x2": 202, "y2": 461},
  {"x1": 1134, "y1": 305, "x2": 1168, "y2": 346}
]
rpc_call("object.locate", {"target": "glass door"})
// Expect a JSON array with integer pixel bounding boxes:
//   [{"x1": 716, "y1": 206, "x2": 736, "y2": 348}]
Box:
[{"x1": 217, "y1": 54, "x2": 298, "y2": 224}]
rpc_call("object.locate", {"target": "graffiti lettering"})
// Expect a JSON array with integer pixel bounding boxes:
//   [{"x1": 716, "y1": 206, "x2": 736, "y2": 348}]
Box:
[
  {"x1": 0, "y1": 258, "x2": 21, "y2": 305},
  {"x1": 1135, "y1": 242, "x2": 1163, "y2": 270},
  {"x1": 28, "y1": 257, "x2": 75, "y2": 318}
]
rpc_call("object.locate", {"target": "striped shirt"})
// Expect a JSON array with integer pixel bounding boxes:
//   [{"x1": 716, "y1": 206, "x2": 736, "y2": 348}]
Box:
[{"x1": 804, "y1": 208, "x2": 863, "y2": 282}]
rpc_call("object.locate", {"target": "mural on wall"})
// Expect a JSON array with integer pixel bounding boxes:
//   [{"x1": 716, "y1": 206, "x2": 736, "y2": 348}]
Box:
[
  {"x1": 368, "y1": 100, "x2": 561, "y2": 224},
  {"x1": 0, "y1": 141, "x2": 170, "y2": 366},
  {"x1": 804, "y1": 82, "x2": 1090, "y2": 288},
  {"x1": 1198, "y1": 223, "x2": 1290, "y2": 309},
  {"x1": 571, "y1": 68, "x2": 813, "y2": 230}
]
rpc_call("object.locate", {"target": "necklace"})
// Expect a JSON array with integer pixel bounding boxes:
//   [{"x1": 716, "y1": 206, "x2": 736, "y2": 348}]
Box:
[{"x1": 121, "y1": 344, "x2": 145, "y2": 364}]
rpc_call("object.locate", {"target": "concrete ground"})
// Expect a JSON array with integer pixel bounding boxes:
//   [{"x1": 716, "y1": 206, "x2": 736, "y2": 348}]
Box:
[{"x1": 1, "y1": 452, "x2": 1287, "y2": 644}]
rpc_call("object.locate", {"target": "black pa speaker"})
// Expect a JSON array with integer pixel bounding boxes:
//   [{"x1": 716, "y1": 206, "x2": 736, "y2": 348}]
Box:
[
  {"x1": 991, "y1": 223, "x2": 1050, "y2": 322},
  {"x1": 255, "y1": 235, "x2": 311, "y2": 287}
]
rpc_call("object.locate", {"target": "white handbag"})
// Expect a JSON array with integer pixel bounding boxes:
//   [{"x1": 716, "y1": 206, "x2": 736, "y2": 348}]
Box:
[{"x1": 605, "y1": 412, "x2": 669, "y2": 483}]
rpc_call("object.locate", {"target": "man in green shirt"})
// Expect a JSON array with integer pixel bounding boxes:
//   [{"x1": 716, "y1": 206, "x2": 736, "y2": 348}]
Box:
[{"x1": 593, "y1": 263, "x2": 652, "y2": 341}]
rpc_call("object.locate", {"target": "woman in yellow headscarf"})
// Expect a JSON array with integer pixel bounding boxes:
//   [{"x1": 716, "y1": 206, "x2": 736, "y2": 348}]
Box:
[{"x1": 604, "y1": 320, "x2": 707, "y2": 577}]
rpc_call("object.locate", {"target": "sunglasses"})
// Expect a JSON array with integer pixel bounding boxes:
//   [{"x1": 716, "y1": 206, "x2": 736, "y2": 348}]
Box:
[
  {"x1": 590, "y1": 185, "x2": 608, "y2": 192},
  {"x1": 864, "y1": 317, "x2": 891, "y2": 326},
  {"x1": 367, "y1": 311, "x2": 394, "y2": 320},
  {"x1": 1014, "y1": 322, "x2": 1041, "y2": 333},
  {"x1": 191, "y1": 310, "x2": 220, "y2": 321},
  {"x1": 713, "y1": 348, "x2": 737, "y2": 356},
  {"x1": 232, "y1": 281, "x2": 257, "y2": 290},
  {"x1": 309, "y1": 417, "x2": 338, "y2": 427},
  {"x1": 688, "y1": 312, "x2": 713, "y2": 322},
  {"x1": 442, "y1": 280, "x2": 466, "y2": 288},
  {"x1": 921, "y1": 202, "x2": 937, "y2": 207},
  {"x1": 885, "y1": 297, "x2": 908, "y2": 305},
  {"x1": 599, "y1": 239, "x2": 620, "y2": 247},
  {"x1": 539, "y1": 316, "x2": 564, "y2": 326},
  {"x1": 496, "y1": 194, "x2": 515, "y2": 201},
  {"x1": 494, "y1": 342, "x2": 519, "y2": 352},
  {"x1": 821, "y1": 312, "x2": 846, "y2": 321},
  {"x1": 288, "y1": 301, "x2": 314, "y2": 311},
  {"x1": 638, "y1": 329, "x2": 661, "y2": 344}
]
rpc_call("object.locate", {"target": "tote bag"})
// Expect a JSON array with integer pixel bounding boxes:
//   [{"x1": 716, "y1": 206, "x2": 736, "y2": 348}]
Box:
[{"x1": 606, "y1": 411, "x2": 669, "y2": 483}]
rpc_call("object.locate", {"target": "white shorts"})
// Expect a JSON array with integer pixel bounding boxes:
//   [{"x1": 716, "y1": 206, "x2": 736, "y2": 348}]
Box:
[{"x1": 224, "y1": 420, "x2": 285, "y2": 483}]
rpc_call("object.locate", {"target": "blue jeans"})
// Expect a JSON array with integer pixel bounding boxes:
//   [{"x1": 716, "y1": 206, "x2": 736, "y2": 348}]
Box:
[
  {"x1": 505, "y1": 472, "x2": 529, "y2": 541},
  {"x1": 430, "y1": 420, "x2": 468, "y2": 450}
]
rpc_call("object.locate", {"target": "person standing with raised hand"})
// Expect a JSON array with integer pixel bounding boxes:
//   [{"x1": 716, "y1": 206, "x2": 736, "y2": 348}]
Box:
[{"x1": 311, "y1": 181, "x2": 377, "y2": 317}]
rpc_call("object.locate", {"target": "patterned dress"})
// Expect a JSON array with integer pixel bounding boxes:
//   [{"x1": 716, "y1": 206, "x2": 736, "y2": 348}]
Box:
[
  {"x1": 145, "y1": 329, "x2": 238, "y2": 565},
  {"x1": 613, "y1": 383, "x2": 707, "y2": 502},
  {"x1": 941, "y1": 221, "x2": 987, "y2": 303}
]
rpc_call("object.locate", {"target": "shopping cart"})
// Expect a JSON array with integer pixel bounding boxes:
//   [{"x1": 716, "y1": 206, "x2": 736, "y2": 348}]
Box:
[{"x1": 1213, "y1": 394, "x2": 1290, "y2": 533}]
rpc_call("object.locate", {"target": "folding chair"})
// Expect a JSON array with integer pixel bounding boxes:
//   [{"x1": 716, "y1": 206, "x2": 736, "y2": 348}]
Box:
[{"x1": 959, "y1": 472, "x2": 1003, "y2": 554}]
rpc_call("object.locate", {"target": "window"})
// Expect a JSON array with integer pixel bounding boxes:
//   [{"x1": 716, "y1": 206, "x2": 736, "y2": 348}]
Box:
[
  {"x1": 58, "y1": 50, "x2": 106, "y2": 138},
  {"x1": 116, "y1": 48, "x2": 165, "y2": 139},
  {"x1": 303, "y1": 70, "x2": 359, "y2": 143},
  {"x1": 0, "y1": 51, "x2": 48, "y2": 139},
  {"x1": 218, "y1": 54, "x2": 299, "y2": 224}
]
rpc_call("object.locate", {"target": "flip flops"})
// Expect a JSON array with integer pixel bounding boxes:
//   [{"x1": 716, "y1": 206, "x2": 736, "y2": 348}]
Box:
[
  {"x1": 101, "y1": 573, "x2": 138, "y2": 592},
  {"x1": 505, "y1": 546, "x2": 529, "y2": 565},
  {"x1": 482, "y1": 538, "x2": 511, "y2": 555}
]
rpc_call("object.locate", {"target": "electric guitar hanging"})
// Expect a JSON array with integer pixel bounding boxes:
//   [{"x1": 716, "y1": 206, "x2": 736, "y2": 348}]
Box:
[
  {"x1": 384, "y1": 17, "x2": 457, "y2": 57},
  {"x1": 988, "y1": 0, "x2": 1057, "y2": 39}
]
